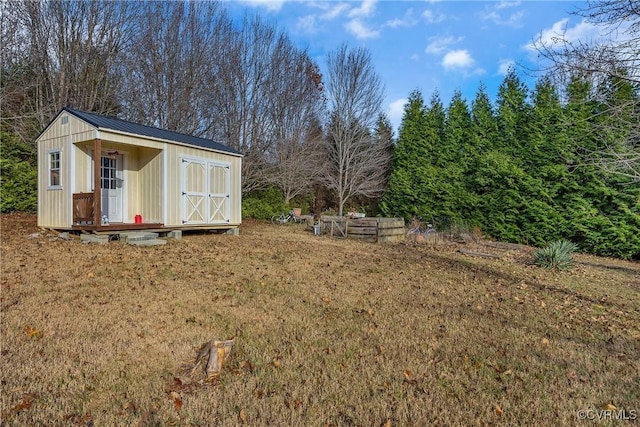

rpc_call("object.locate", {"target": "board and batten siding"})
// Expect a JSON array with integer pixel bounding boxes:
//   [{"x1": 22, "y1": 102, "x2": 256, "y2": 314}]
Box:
[
  {"x1": 38, "y1": 113, "x2": 95, "y2": 228},
  {"x1": 137, "y1": 147, "x2": 163, "y2": 223}
]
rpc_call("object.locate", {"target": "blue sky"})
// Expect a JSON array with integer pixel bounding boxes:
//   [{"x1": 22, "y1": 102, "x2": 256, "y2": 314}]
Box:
[{"x1": 224, "y1": 0, "x2": 602, "y2": 133}]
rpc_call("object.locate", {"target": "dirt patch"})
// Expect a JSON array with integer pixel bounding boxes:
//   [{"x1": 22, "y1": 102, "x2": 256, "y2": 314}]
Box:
[{"x1": 1, "y1": 214, "x2": 639, "y2": 426}]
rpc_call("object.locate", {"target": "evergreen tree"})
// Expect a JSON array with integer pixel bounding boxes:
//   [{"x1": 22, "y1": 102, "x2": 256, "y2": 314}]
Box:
[
  {"x1": 0, "y1": 130, "x2": 37, "y2": 212},
  {"x1": 495, "y1": 67, "x2": 532, "y2": 161},
  {"x1": 415, "y1": 92, "x2": 449, "y2": 224},
  {"x1": 563, "y1": 75, "x2": 640, "y2": 258},
  {"x1": 424, "y1": 92, "x2": 447, "y2": 167},
  {"x1": 441, "y1": 91, "x2": 473, "y2": 223},
  {"x1": 522, "y1": 77, "x2": 571, "y2": 243},
  {"x1": 380, "y1": 90, "x2": 427, "y2": 219},
  {"x1": 470, "y1": 72, "x2": 536, "y2": 243},
  {"x1": 466, "y1": 84, "x2": 499, "y2": 203}
]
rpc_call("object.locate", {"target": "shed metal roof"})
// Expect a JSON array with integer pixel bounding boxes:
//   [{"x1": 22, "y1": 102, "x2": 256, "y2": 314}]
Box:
[{"x1": 61, "y1": 107, "x2": 241, "y2": 156}]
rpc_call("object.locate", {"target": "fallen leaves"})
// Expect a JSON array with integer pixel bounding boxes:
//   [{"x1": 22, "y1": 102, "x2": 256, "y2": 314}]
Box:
[
  {"x1": 166, "y1": 377, "x2": 196, "y2": 394},
  {"x1": 122, "y1": 401, "x2": 138, "y2": 415},
  {"x1": 24, "y1": 325, "x2": 41, "y2": 339},
  {"x1": 10, "y1": 393, "x2": 38, "y2": 413},
  {"x1": 64, "y1": 412, "x2": 93, "y2": 425},
  {"x1": 402, "y1": 370, "x2": 418, "y2": 386},
  {"x1": 169, "y1": 391, "x2": 182, "y2": 411},
  {"x1": 2, "y1": 214, "x2": 640, "y2": 426}
]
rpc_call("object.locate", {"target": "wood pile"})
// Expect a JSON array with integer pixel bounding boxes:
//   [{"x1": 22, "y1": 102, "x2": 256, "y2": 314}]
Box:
[{"x1": 319, "y1": 216, "x2": 405, "y2": 243}]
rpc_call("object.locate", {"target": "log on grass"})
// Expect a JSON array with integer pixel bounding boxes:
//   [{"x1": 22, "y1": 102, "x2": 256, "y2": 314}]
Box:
[
  {"x1": 206, "y1": 339, "x2": 235, "y2": 380},
  {"x1": 458, "y1": 249, "x2": 502, "y2": 259}
]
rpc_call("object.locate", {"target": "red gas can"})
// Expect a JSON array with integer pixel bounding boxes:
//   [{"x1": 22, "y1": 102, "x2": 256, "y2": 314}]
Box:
[{"x1": 135, "y1": 214, "x2": 142, "y2": 224}]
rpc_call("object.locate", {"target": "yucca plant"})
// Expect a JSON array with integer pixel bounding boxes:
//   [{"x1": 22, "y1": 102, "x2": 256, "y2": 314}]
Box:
[{"x1": 534, "y1": 239, "x2": 578, "y2": 270}]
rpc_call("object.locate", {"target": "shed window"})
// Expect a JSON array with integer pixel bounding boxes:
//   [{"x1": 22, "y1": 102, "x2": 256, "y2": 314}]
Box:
[
  {"x1": 101, "y1": 157, "x2": 117, "y2": 189},
  {"x1": 49, "y1": 151, "x2": 61, "y2": 188}
]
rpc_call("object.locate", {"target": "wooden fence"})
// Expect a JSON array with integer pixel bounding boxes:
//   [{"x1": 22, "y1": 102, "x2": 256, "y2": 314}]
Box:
[{"x1": 319, "y1": 216, "x2": 405, "y2": 243}]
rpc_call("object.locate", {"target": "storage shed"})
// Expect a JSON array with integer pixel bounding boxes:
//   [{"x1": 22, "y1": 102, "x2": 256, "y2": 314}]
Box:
[{"x1": 37, "y1": 107, "x2": 242, "y2": 232}]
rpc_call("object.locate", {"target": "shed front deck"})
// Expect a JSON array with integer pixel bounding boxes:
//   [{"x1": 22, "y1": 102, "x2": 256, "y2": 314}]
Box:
[{"x1": 72, "y1": 222, "x2": 165, "y2": 232}]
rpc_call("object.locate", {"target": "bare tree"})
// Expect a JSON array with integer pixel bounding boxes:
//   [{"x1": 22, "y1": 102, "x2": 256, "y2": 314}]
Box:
[
  {"x1": 532, "y1": 0, "x2": 640, "y2": 180},
  {"x1": 117, "y1": 1, "x2": 228, "y2": 137},
  {"x1": 267, "y1": 118, "x2": 324, "y2": 205},
  {"x1": 263, "y1": 49, "x2": 325, "y2": 204},
  {"x1": 209, "y1": 14, "x2": 325, "y2": 194},
  {"x1": 1, "y1": 0, "x2": 132, "y2": 144},
  {"x1": 321, "y1": 44, "x2": 390, "y2": 216}
]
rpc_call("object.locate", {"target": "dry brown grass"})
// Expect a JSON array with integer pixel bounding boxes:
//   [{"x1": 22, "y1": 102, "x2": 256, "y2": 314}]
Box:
[{"x1": 1, "y1": 213, "x2": 639, "y2": 426}]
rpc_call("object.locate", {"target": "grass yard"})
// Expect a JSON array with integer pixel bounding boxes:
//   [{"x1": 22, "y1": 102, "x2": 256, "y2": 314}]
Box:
[{"x1": 1, "y1": 213, "x2": 639, "y2": 426}]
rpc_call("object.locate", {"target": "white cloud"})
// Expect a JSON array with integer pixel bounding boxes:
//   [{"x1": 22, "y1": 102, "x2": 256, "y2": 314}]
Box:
[
  {"x1": 442, "y1": 49, "x2": 475, "y2": 70},
  {"x1": 385, "y1": 8, "x2": 417, "y2": 28},
  {"x1": 422, "y1": 9, "x2": 446, "y2": 24},
  {"x1": 296, "y1": 3, "x2": 350, "y2": 34},
  {"x1": 425, "y1": 35, "x2": 462, "y2": 55},
  {"x1": 348, "y1": 0, "x2": 377, "y2": 18},
  {"x1": 479, "y1": 2, "x2": 524, "y2": 27},
  {"x1": 238, "y1": 0, "x2": 285, "y2": 12},
  {"x1": 296, "y1": 15, "x2": 318, "y2": 33},
  {"x1": 321, "y1": 3, "x2": 349, "y2": 20},
  {"x1": 345, "y1": 19, "x2": 380, "y2": 39},
  {"x1": 525, "y1": 18, "x2": 601, "y2": 51},
  {"x1": 387, "y1": 98, "x2": 408, "y2": 133},
  {"x1": 498, "y1": 59, "x2": 515, "y2": 75},
  {"x1": 496, "y1": 1, "x2": 522, "y2": 9}
]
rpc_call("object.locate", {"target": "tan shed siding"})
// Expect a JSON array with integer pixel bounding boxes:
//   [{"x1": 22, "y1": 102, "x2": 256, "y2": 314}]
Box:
[
  {"x1": 125, "y1": 147, "x2": 140, "y2": 221},
  {"x1": 231, "y1": 157, "x2": 242, "y2": 224},
  {"x1": 164, "y1": 144, "x2": 241, "y2": 227},
  {"x1": 73, "y1": 144, "x2": 93, "y2": 193},
  {"x1": 38, "y1": 135, "x2": 71, "y2": 228},
  {"x1": 38, "y1": 113, "x2": 100, "y2": 228},
  {"x1": 166, "y1": 147, "x2": 180, "y2": 226},
  {"x1": 138, "y1": 148, "x2": 163, "y2": 223}
]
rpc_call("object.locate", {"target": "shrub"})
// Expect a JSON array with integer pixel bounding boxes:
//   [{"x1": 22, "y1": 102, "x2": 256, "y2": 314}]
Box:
[
  {"x1": 241, "y1": 186, "x2": 288, "y2": 220},
  {"x1": 0, "y1": 131, "x2": 37, "y2": 213},
  {"x1": 534, "y1": 239, "x2": 578, "y2": 270}
]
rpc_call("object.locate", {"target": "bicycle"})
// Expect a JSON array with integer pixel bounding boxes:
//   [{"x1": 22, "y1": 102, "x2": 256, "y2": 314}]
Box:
[
  {"x1": 406, "y1": 216, "x2": 437, "y2": 240},
  {"x1": 271, "y1": 210, "x2": 300, "y2": 225}
]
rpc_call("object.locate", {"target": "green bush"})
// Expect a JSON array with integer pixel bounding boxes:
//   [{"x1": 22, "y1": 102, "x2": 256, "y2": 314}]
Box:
[
  {"x1": 242, "y1": 186, "x2": 288, "y2": 220},
  {"x1": 534, "y1": 239, "x2": 578, "y2": 270},
  {"x1": 1, "y1": 131, "x2": 37, "y2": 213}
]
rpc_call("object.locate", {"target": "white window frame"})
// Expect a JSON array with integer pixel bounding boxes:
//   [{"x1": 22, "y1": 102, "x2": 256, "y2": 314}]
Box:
[{"x1": 48, "y1": 149, "x2": 62, "y2": 190}]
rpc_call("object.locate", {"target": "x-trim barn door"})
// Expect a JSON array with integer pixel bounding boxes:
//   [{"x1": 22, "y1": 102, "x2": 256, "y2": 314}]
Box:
[{"x1": 181, "y1": 157, "x2": 230, "y2": 225}]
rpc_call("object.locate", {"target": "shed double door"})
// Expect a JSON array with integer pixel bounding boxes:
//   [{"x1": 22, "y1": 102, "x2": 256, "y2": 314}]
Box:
[{"x1": 181, "y1": 158, "x2": 230, "y2": 225}]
